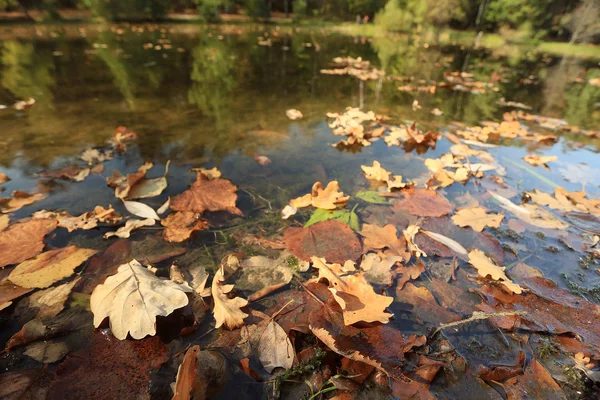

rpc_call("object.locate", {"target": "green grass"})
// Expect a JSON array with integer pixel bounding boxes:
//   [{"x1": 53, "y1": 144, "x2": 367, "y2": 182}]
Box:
[{"x1": 538, "y1": 41, "x2": 600, "y2": 59}]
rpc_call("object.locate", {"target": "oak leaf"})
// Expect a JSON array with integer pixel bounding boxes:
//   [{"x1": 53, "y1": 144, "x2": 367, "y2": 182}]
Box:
[
  {"x1": 0, "y1": 191, "x2": 47, "y2": 213},
  {"x1": 90, "y1": 259, "x2": 191, "y2": 340},
  {"x1": 403, "y1": 224, "x2": 427, "y2": 258},
  {"x1": 523, "y1": 155, "x2": 557, "y2": 169},
  {"x1": 171, "y1": 174, "x2": 242, "y2": 215},
  {"x1": 172, "y1": 345, "x2": 200, "y2": 400},
  {"x1": 212, "y1": 263, "x2": 248, "y2": 330},
  {"x1": 106, "y1": 162, "x2": 152, "y2": 199},
  {"x1": 451, "y1": 207, "x2": 504, "y2": 232},
  {"x1": 104, "y1": 218, "x2": 155, "y2": 239},
  {"x1": 8, "y1": 246, "x2": 97, "y2": 289},
  {"x1": 0, "y1": 219, "x2": 57, "y2": 268},
  {"x1": 312, "y1": 257, "x2": 393, "y2": 325},
  {"x1": 161, "y1": 211, "x2": 209, "y2": 242},
  {"x1": 360, "y1": 224, "x2": 409, "y2": 260},
  {"x1": 361, "y1": 161, "x2": 391, "y2": 182},
  {"x1": 467, "y1": 249, "x2": 522, "y2": 294}
]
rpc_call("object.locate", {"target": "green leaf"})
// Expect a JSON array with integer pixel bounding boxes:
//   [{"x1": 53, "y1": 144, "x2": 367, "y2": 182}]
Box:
[
  {"x1": 305, "y1": 206, "x2": 360, "y2": 231},
  {"x1": 356, "y1": 190, "x2": 388, "y2": 204}
]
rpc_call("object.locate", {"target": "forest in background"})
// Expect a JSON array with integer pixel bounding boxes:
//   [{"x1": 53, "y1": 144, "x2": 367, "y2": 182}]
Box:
[{"x1": 0, "y1": 0, "x2": 598, "y2": 45}]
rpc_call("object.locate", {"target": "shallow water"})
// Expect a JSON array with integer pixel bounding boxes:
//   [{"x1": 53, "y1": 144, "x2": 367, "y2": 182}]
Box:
[{"x1": 1, "y1": 23, "x2": 600, "y2": 399}]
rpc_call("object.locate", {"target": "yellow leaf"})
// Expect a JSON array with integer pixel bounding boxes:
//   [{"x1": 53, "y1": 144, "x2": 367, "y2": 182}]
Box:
[
  {"x1": 402, "y1": 224, "x2": 426, "y2": 258},
  {"x1": 451, "y1": 207, "x2": 504, "y2": 232},
  {"x1": 467, "y1": 249, "x2": 522, "y2": 294},
  {"x1": 361, "y1": 161, "x2": 391, "y2": 182},
  {"x1": 523, "y1": 155, "x2": 557, "y2": 168},
  {"x1": 360, "y1": 224, "x2": 409, "y2": 260},
  {"x1": 212, "y1": 263, "x2": 248, "y2": 330}
]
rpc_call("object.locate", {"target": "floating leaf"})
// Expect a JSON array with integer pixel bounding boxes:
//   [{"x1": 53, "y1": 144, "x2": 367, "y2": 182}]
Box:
[
  {"x1": 161, "y1": 211, "x2": 208, "y2": 242},
  {"x1": 394, "y1": 188, "x2": 453, "y2": 217},
  {"x1": 356, "y1": 190, "x2": 388, "y2": 204},
  {"x1": 103, "y1": 218, "x2": 155, "y2": 239},
  {"x1": 291, "y1": 181, "x2": 350, "y2": 211},
  {"x1": 127, "y1": 160, "x2": 170, "y2": 200},
  {"x1": 123, "y1": 200, "x2": 160, "y2": 220},
  {"x1": 305, "y1": 206, "x2": 359, "y2": 230},
  {"x1": 286, "y1": 109, "x2": 303, "y2": 120},
  {"x1": 90, "y1": 260, "x2": 191, "y2": 340},
  {"x1": 360, "y1": 224, "x2": 409, "y2": 259},
  {"x1": 451, "y1": 207, "x2": 504, "y2": 232},
  {"x1": 40, "y1": 165, "x2": 90, "y2": 182},
  {"x1": 171, "y1": 174, "x2": 242, "y2": 215},
  {"x1": 0, "y1": 219, "x2": 57, "y2": 268},
  {"x1": 0, "y1": 191, "x2": 47, "y2": 213},
  {"x1": 421, "y1": 230, "x2": 468, "y2": 256},
  {"x1": 467, "y1": 249, "x2": 522, "y2": 294}
]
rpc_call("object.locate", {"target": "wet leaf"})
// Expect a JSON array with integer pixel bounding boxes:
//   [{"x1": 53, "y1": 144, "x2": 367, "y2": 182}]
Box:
[
  {"x1": 312, "y1": 257, "x2": 393, "y2": 325},
  {"x1": 394, "y1": 188, "x2": 453, "y2": 217},
  {"x1": 24, "y1": 340, "x2": 70, "y2": 364},
  {"x1": 33, "y1": 206, "x2": 121, "y2": 232},
  {"x1": 0, "y1": 369, "x2": 50, "y2": 399},
  {"x1": 80, "y1": 148, "x2": 112, "y2": 165},
  {"x1": 257, "y1": 320, "x2": 295, "y2": 372},
  {"x1": 253, "y1": 154, "x2": 271, "y2": 166},
  {"x1": 161, "y1": 211, "x2": 209, "y2": 242},
  {"x1": 489, "y1": 191, "x2": 568, "y2": 230},
  {"x1": 40, "y1": 165, "x2": 90, "y2": 182},
  {"x1": 0, "y1": 191, "x2": 47, "y2": 213},
  {"x1": 103, "y1": 218, "x2": 155, "y2": 239},
  {"x1": 523, "y1": 155, "x2": 557, "y2": 169},
  {"x1": 47, "y1": 331, "x2": 169, "y2": 400},
  {"x1": 286, "y1": 109, "x2": 303, "y2": 120},
  {"x1": 127, "y1": 160, "x2": 170, "y2": 200},
  {"x1": 106, "y1": 162, "x2": 150, "y2": 199},
  {"x1": 355, "y1": 190, "x2": 388, "y2": 204},
  {"x1": 291, "y1": 181, "x2": 350, "y2": 210},
  {"x1": 15, "y1": 278, "x2": 80, "y2": 321},
  {"x1": 390, "y1": 356, "x2": 444, "y2": 400},
  {"x1": 421, "y1": 230, "x2": 468, "y2": 256},
  {"x1": 360, "y1": 224, "x2": 409, "y2": 259},
  {"x1": 90, "y1": 259, "x2": 191, "y2": 340},
  {"x1": 403, "y1": 224, "x2": 426, "y2": 258},
  {"x1": 0, "y1": 214, "x2": 8, "y2": 231},
  {"x1": 0, "y1": 173, "x2": 9, "y2": 184},
  {"x1": 360, "y1": 253, "x2": 404, "y2": 286},
  {"x1": 212, "y1": 262, "x2": 248, "y2": 330},
  {"x1": 237, "y1": 252, "x2": 294, "y2": 297},
  {"x1": 394, "y1": 283, "x2": 461, "y2": 325},
  {"x1": 305, "y1": 207, "x2": 359, "y2": 230},
  {"x1": 0, "y1": 218, "x2": 56, "y2": 269},
  {"x1": 123, "y1": 200, "x2": 160, "y2": 220},
  {"x1": 467, "y1": 249, "x2": 522, "y2": 294},
  {"x1": 361, "y1": 161, "x2": 391, "y2": 182},
  {"x1": 451, "y1": 207, "x2": 504, "y2": 232},
  {"x1": 172, "y1": 345, "x2": 200, "y2": 400},
  {"x1": 285, "y1": 220, "x2": 363, "y2": 263},
  {"x1": 171, "y1": 174, "x2": 242, "y2": 215},
  {"x1": 499, "y1": 360, "x2": 566, "y2": 400},
  {"x1": 0, "y1": 279, "x2": 32, "y2": 310},
  {"x1": 8, "y1": 246, "x2": 97, "y2": 289}
]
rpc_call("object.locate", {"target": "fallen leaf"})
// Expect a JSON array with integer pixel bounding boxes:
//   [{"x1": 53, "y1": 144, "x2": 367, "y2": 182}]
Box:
[
  {"x1": 361, "y1": 161, "x2": 391, "y2": 182},
  {"x1": 0, "y1": 214, "x2": 8, "y2": 231},
  {"x1": 15, "y1": 278, "x2": 80, "y2": 321},
  {"x1": 523, "y1": 155, "x2": 557, "y2": 169},
  {"x1": 281, "y1": 204, "x2": 297, "y2": 219},
  {"x1": 0, "y1": 369, "x2": 50, "y2": 399},
  {"x1": 161, "y1": 211, "x2": 209, "y2": 242},
  {"x1": 0, "y1": 280, "x2": 32, "y2": 310},
  {"x1": 127, "y1": 160, "x2": 170, "y2": 200},
  {"x1": 0, "y1": 173, "x2": 10, "y2": 184},
  {"x1": 499, "y1": 360, "x2": 566, "y2": 400},
  {"x1": 47, "y1": 331, "x2": 169, "y2": 400},
  {"x1": 467, "y1": 249, "x2": 522, "y2": 294},
  {"x1": 190, "y1": 167, "x2": 221, "y2": 180},
  {"x1": 40, "y1": 165, "x2": 90, "y2": 182},
  {"x1": 106, "y1": 162, "x2": 151, "y2": 199},
  {"x1": 172, "y1": 345, "x2": 200, "y2": 400},
  {"x1": 103, "y1": 218, "x2": 155, "y2": 239},
  {"x1": 258, "y1": 320, "x2": 295, "y2": 372},
  {"x1": 305, "y1": 207, "x2": 360, "y2": 230},
  {"x1": 0, "y1": 191, "x2": 47, "y2": 213},
  {"x1": 397, "y1": 262, "x2": 426, "y2": 290},
  {"x1": 431, "y1": 108, "x2": 443, "y2": 116},
  {"x1": 286, "y1": 109, "x2": 303, "y2": 120},
  {"x1": 33, "y1": 206, "x2": 121, "y2": 232},
  {"x1": 390, "y1": 356, "x2": 444, "y2": 400},
  {"x1": 123, "y1": 200, "x2": 160, "y2": 220},
  {"x1": 291, "y1": 181, "x2": 350, "y2": 210},
  {"x1": 253, "y1": 154, "x2": 271, "y2": 166},
  {"x1": 80, "y1": 148, "x2": 112, "y2": 165},
  {"x1": 394, "y1": 283, "x2": 461, "y2": 325},
  {"x1": 90, "y1": 259, "x2": 191, "y2": 340},
  {"x1": 394, "y1": 188, "x2": 453, "y2": 217},
  {"x1": 489, "y1": 191, "x2": 568, "y2": 230},
  {"x1": 0, "y1": 219, "x2": 57, "y2": 268},
  {"x1": 285, "y1": 220, "x2": 363, "y2": 263},
  {"x1": 360, "y1": 224, "x2": 409, "y2": 259},
  {"x1": 403, "y1": 224, "x2": 426, "y2": 258},
  {"x1": 8, "y1": 246, "x2": 97, "y2": 289},
  {"x1": 212, "y1": 262, "x2": 248, "y2": 330},
  {"x1": 420, "y1": 230, "x2": 468, "y2": 256},
  {"x1": 312, "y1": 257, "x2": 393, "y2": 325},
  {"x1": 451, "y1": 207, "x2": 504, "y2": 232},
  {"x1": 171, "y1": 174, "x2": 242, "y2": 215},
  {"x1": 360, "y1": 253, "x2": 403, "y2": 286},
  {"x1": 24, "y1": 340, "x2": 70, "y2": 364}
]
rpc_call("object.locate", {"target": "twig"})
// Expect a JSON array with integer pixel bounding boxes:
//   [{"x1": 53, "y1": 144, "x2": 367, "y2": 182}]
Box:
[
  {"x1": 432, "y1": 310, "x2": 527, "y2": 336},
  {"x1": 293, "y1": 275, "x2": 325, "y2": 306}
]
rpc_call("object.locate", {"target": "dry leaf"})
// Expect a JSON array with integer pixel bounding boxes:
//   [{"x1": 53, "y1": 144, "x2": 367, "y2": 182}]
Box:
[
  {"x1": 104, "y1": 218, "x2": 155, "y2": 239},
  {"x1": 451, "y1": 207, "x2": 504, "y2": 232},
  {"x1": 0, "y1": 214, "x2": 8, "y2": 231},
  {"x1": 33, "y1": 206, "x2": 121, "y2": 232},
  {"x1": 360, "y1": 224, "x2": 409, "y2": 260},
  {"x1": 172, "y1": 345, "x2": 200, "y2": 400},
  {"x1": 16, "y1": 278, "x2": 80, "y2": 321},
  {"x1": 171, "y1": 174, "x2": 242, "y2": 215},
  {"x1": 500, "y1": 359, "x2": 566, "y2": 400},
  {"x1": 253, "y1": 154, "x2": 271, "y2": 166},
  {"x1": 394, "y1": 189, "x2": 453, "y2": 217},
  {"x1": 123, "y1": 200, "x2": 160, "y2": 220},
  {"x1": 523, "y1": 155, "x2": 557, "y2": 168},
  {"x1": 467, "y1": 249, "x2": 522, "y2": 294},
  {"x1": 420, "y1": 230, "x2": 468, "y2": 256},
  {"x1": 281, "y1": 204, "x2": 297, "y2": 219},
  {"x1": 161, "y1": 212, "x2": 209, "y2": 242},
  {"x1": 24, "y1": 340, "x2": 70, "y2": 364},
  {"x1": 0, "y1": 173, "x2": 10, "y2": 184},
  {"x1": 359, "y1": 253, "x2": 403, "y2": 286},
  {"x1": 312, "y1": 257, "x2": 393, "y2": 325},
  {"x1": 40, "y1": 165, "x2": 90, "y2": 182},
  {"x1": 8, "y1": 246, "x2": 97, "y2": 289},
  {"x1": 90, "y1": 259, "x2": 191, "y2": 340},
  {"x1": 0, "y1": 219, "x2": 57, "y2": 268},
  {"x1": 403, "y1": 224, "x2": 427, "y2": 258},
  {"x1": 212, "y1": 264, "x2": 248, "y2": 330},
  {"x1": 0, "y1": 191, "x2": 47, "y2": 213},
  {"x1": 361, "y1": 161, "x2": 391, "y2": 182},
  {"x1": 80, "y1": 148, "x2": 113, "y2": 165},
  {"x1": 190, "y1": 167, "x2": 221, "y2": 180},
  {"x1": 127, "y1": 160, "x2": 170, "y2": 200},
  {"x1": 258, "y1": 320, "x2": 295, "y2": 372},
  {"x1": 286, "y1": 109, "x2": 303, "y2": 120},
  {"x1": 489, "y1": 191, "x2": 568, "y2": 230}
]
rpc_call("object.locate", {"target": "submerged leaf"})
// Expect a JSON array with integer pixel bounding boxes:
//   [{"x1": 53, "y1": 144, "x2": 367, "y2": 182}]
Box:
[
  {"x1": 356, "y1": 190, "x2": 388, "y2": 204},
  {"x1": 171, "y1": 174, "x2": 242, "y2": 215},
  {"x1": 305, "y1": 207, "x2": 359, "y2": 230},
  {"x1": 467, "y1": 249, "x2": 522, "y2": 294},
  {"x1": 451, "y1": 207, "x2": 504, "y2": 232}
]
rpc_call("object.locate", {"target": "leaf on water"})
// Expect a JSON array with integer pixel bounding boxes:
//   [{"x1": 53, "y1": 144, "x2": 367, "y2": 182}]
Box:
[
  {"x1": 285, "y1": 220, "x2": 363, "y2": 263},
  {"x1": 290, "y1": 181, "x2": 350, "y2": 210},
  {"x1": 106, "y1": 162, "x2": 151, "y2": 199},
  {"x1": 359, "y1": 252, "x2": 404, "y2": 286},
  {"x1": 127, "y1": 160, "x2": 170, "y2": 200},
  {"x1": 0, "y1": 280, "x2": 32, "y2": 310},
  {"x1": 33, "y1": 206, "x2": 122, "y2": 232},
  {"x1": 355, "y1": 190, "x2": 388, "y2": 204},
  {"x1": 305, "y1": 207, "x2": 359, "y2": 230},
  {"x1": 489, "y1": 191, "x2": 568, "y2": 230},
  {"x1": 24, "y1": 340, "x2": 70, "y2": 364},
  {"x1": 0, "y1": 191, "x2": 47, "y2": 213},
  {"x1": 281, "y1": 204, "x2": 297, "y2": 219},
  {"x1": 523, "y1": 155, "x2": 557, "y2": 169},
  {"x1": 0, "y1": 219, "x2": 57, "y2": 268},
  {"x1": 80, "y1": 148, "x2": 113, "y2": 165},
  {"x1": 8, "y1": 246, "x2": 97, "y2": 289},
  {"x1": 527, "y1": 187, "x2": 600, "y2": 215},
  {"x1": 286, "y1": 109, "x2": 303, "y2": 120},
  {"x1": 467, "y1": 249, "x2": 522, "y2": 294},
  {"x1": 360, "y1": 224, "x2": 410, "y2": 260},
  {"x1": 237, "y1": 252, "x2": 295, "y2": 298},
  {"x1": 161, "y1": 211, "x2": 209, "y2": 242},
  {"x1": 451, "y1": 207, "x2": 504, "y2": 232},
  {"x1": 212, "y1": 262, "x2": 248, "y2": 330},
  {"x1": 403, "y1": 224, "x2": 427, "y2": 258},
  {"x1": 90, "y1": 259, "x2": 191, "y2": 340},
  {"x1": 157, "y1": 197, "x2": 171, "y2": 215},
  {"x1": 15, "y1": 278, "x2": 80, "y2": 321},
  {"x1": 394, "y1": 188, "x2": 453, "y2": 217},
  {"x1": 0, "y1": 214, "x2": 8, "y2": 231},
  {"x1": 395, "y1": 283, "x2": 461, "y2": 325},
  {"x1": 421, "y1": 230, "x2": 468, "y2": 256},
  {"x1": 0, "y1": 369, "x2": 50, "y2": 400},
  {"x1": 312, "y1": 257, "x2": 393, "y2": 325},
  {"x1": 40, "y1": 165, "x2": 90, "y2": 182},
  {"x1": 0, "y1": 173, "x2": 10, "y2": 184},
  {"x1": 171, "y1": 173, "x2": 242, "y2": 215},
  {"x1": 257, "y1": 320, "x2": 295, "y2": 373},
  {"x1": 361, "y1": 161, "x2": 391, "y2": 182},
  {"x1": 172, "y1": 345, "x2": 200, "y2": 400},
  {"x1": 123, "y1": 200, "x2": 160, "y2": 220},
  {"x1": 397, "y1": 262, "x2": 426, "y2": 290},
  {"x1": 499, "y1": 359, "x2": 566, "y2": 400},
  {"x1": 104, "y1": 218, "x2": 155, "y2": 239},
  {"x1": 190, "y1": 167, "x2": 221, "y2": 180}
]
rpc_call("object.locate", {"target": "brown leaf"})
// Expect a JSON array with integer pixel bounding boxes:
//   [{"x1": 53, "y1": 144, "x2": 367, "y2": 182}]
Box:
[
  {"x1": 33, "y1": 205, "x2": 121, "y2": 232},
  {"x1": 478, "y1": 350, "x2": 525, "y2": 381},
  {"x1": 257, "y1": 320, "x2": 295, "y2": 372},
  {"x1": 0, "y1": 369, "x2": 50, "y2": 399},
  {"x1": 394, "y1": 283, "x2": 461, "y2": 325},
  {"x1": 396, "y1": 262, "x2": 425, "y2": 290},
  {"x1": 394, "y1": 188, "x2": 453, "y2": 217},
  {"x1": 360, "y1": 224, "x2": 409, "y2": 260},
  {"x1": 523, "y1": 155, "x2": 557, "y2": 169},
  {"x1": 171, "y1": 174, "x2": 242, "y2": 215},
  {"x1": 47, "y1": 331, "x2": 169, "y2": 400},
  {"x1": 0, "y1": 191, "x2": 47, "y2": 213},
  {"x1": 284, "y1": 220, "x2": 363, "y2": 263},
  {"x1": 0, "y1": 219, "x2": 57, "y2": 268},
  {"x1": 106, "y1": 163, "x2": 150, "y2": 199},
  {"x1": 15, "y1": 278, "x2": 80, "y2": 321},
  {"x1": 499, "y1": 360, "x2": 566, "y2": 400},
  {"x1": 290, "y1": 181, "x2": 350, "y2": 210},
  {"x1": 390, "y1": 355, "x2": 444, "y2": 400},
  {"x1": 172, "y1": 345, "x2": 200, "y2": 400},
  {"x1": 452, "y1": 207, "x2": 504, "y2": 232},
  {"x1": 161, "y1": 211, "x2": 209, "y2": 242},
  {"x1": 40, "y1": 165, "x2": 90, "y2": 182},
  {"x1": 0, "y1": 173, "x2": 9, "y2": 184},
  {"x1": 0, "y1": 279, "x2": 32, "y2": 310}
]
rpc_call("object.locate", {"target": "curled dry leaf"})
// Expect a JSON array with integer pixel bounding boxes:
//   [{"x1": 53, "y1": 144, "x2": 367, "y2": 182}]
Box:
[
  {"x1": 0, "y1": 219, "x2": 57, "y2": 268},
  {"x1": 312, "y1": 257, "x2": 393, "y2": 325},
  {"x1": 171, "y1": 174, "x2": 242, "y2": 215},
  {"x1": 123, "y1": 200, "x2": 160, "y2": 220},
  {"x1": 0, "y1": 279, "x2": 33, "y2": 311},
  {"x1": 161, "y1": 211, "x2": 209, "y2": 242},
  {"x1": 499, "y1": 359, "x2": 566, "y2": 400},
  {"x1": 290, "y1": 181, "x2": 350, "y2": 210},
  {"x1": 258, "y1": 320, "x2": 295, "y2": 373},
  {"x1": 523, "y1": 155, "x2": 557, "y2": 168},
  {"x1": 360, "y1": 224, "x2": 410, "y2": 260},
  {"x1": 361, "y1": 161, "x2": 390, "y2": 182},
  {"x1": 172, "y1": 345, "x2": 200, "y2": 400},
  {"x1": 394, "y1": 188, "x2": 453, "y2": 217},
  {"x1": 40, "y1": 165, "x2": 90, "y2": 182},
  {"x1": 0, "y1": 191, "x2": 47, "y2": 214},
  {"x1": 420, "y1": 230, "x2": 468, "y2": 256},
  {"x1": 253, "y1": 154, "x2": 271, "y2": 166},
  {"x1": 285, "y1": 220, "x2": 363, "y2": 264},
  {"x1": 403, "y1": 224, "x2": 427, "y2": 258},
  {"x1": 106, "y1": 162, "x2": 152, "y2": 199},
  {"x1": 212, "y1": 263, "x2": 248, "y2": 330},
  {"x1": 127, "y1": 160, "x2": 170, "y2": 200},
  {"x1": 281, "y1": 204, "x2": 297, "y2": 219},
  {"x1": 24, "y1": 340, "x2": 70, "y2": 364},
  {"x1": 15, "y1": 278, "x2": 80, "y2": 321},
  {"x1": 8, "y1": 246, "x2": 98, "y2": 289},
  {"x1": 33, "y1": 206, "x2": 121, "y2": 232},
  {"x1": 80, "y1": 148, "x2": 113, "y2": 165},
  {"x1": 467, "y1": 249, "x2": 522, "y2": 294},
  {"x1": 286, "y1": 109, "x2": 303, "y2": 120},
  {"x1": 451, "y1": 207, "x2": 504, "y2": 232},
  {"x1": 104, "y1": 218, "x2": 155, "y2": 239},
  {"x1": 90, "y1": 259, "x2": 192, "y2": 340}
]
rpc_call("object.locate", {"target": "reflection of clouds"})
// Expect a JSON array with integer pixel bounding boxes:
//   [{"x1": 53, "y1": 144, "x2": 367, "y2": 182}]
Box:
[{"x1": 559, "y1": 162, "x2": 600, "y2": 185}]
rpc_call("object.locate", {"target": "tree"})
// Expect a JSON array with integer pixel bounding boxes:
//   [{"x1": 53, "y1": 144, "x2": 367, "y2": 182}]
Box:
[{"x1": 567, "y1": 0, "x2": 600, "y2": 43}]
